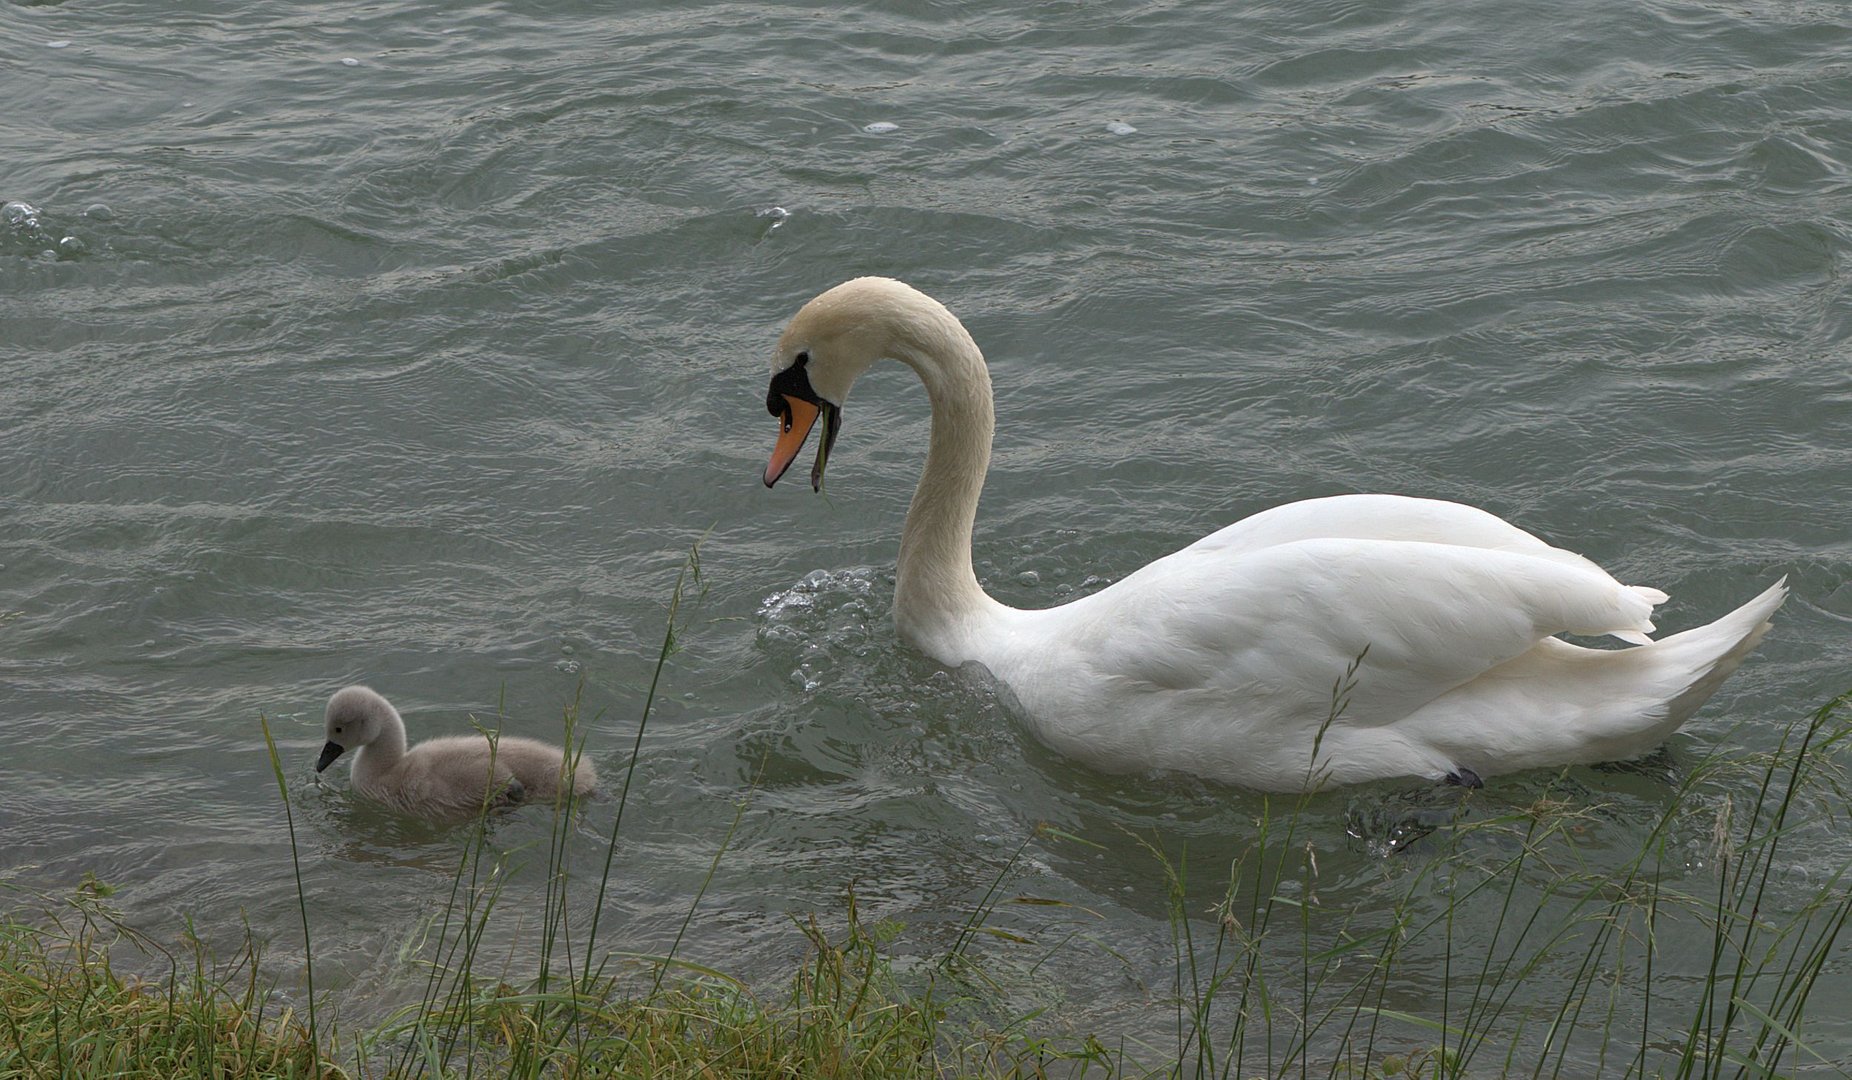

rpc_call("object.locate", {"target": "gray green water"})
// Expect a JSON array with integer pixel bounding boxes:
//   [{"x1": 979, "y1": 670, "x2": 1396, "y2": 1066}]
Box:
[{"x1": 4, "y1": 0, "x2": 1849, "y2": 1069}]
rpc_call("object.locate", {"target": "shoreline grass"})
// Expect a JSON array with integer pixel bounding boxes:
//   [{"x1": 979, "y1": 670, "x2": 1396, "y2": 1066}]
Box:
[{"x1": 0, "y1": 884, "x2": 327, "y2": 1077}]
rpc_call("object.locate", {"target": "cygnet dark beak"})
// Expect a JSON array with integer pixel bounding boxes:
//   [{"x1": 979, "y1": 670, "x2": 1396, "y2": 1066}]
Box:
[{"x1": 315, "y1": 741, "x2": 346, "y2": 772}]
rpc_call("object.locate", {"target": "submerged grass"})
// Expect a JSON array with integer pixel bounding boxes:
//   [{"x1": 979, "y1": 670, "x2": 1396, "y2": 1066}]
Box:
[{"x1": 2, "y1": 533, "x2": 1847, "y2": 1080}]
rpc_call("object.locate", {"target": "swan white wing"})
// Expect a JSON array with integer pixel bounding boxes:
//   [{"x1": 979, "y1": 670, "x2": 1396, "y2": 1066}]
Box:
[
  {"x1": 1045, "y1": 537, "x2": 1660, "y2": 732},
  {"x1": 1182, "y1": 494, "x2": 1620, "y2": 581}
]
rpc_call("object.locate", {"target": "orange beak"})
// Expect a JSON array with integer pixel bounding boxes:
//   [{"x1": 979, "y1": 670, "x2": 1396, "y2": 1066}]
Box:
[{"x1": 764, "y1": 395, "x2": 821, "y2": 488}]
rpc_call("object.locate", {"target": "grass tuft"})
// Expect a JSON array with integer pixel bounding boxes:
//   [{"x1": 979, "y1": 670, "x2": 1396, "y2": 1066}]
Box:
[{"x1": 0, "y1": 888, "x2": 334, "y2": 1078}]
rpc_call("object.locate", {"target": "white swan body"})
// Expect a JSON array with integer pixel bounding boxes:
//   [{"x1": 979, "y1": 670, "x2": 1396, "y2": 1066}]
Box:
[
  {"x1": 315, "y1": 686, "x2": 597, "y2": 821},
  {"x1": 760, "y1": 277, "x2": 1785, "y2": 792}
]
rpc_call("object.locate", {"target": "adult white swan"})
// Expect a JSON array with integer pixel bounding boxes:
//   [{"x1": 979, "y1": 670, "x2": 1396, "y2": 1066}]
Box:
[{"x1": 759, "y1": 277, "x2": 1785, "y2": 791}]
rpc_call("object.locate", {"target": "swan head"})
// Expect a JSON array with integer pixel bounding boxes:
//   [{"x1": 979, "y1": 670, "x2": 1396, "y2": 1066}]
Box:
[
  {"x1": 762, "y1": 277, "x2": 965, "y2": 491},
  {"x1": 316, "y1": 685, "x2": 398, "y2": 772}
]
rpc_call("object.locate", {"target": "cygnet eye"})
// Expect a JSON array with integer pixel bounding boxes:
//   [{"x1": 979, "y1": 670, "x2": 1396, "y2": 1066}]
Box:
[{"x1": 333, "y1": 726, "x2": 343, "y2": 735}]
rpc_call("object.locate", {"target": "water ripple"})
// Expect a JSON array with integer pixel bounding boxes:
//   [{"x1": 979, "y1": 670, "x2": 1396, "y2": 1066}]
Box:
[{"x1": 3, "y1": 0, "x2": 1848, "y2": 1055}]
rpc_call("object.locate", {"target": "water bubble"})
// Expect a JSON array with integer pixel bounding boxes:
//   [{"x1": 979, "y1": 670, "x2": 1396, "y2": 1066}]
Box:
[
  {"x1": 340, "y1": 57, "x2": 360, "y2": 66},
  {"x1": 82, "y1": 203, "x2": 112, "y2": 220},
  {"x1": 556, "y1": 659, "x2": 581, "y2": 674},
  {"x1": 862, "y1": 121, "x2": 898, "y2": 134},
  {"x1": 3, "y1": 201, "x2": 40, "y2": 228},
  {"x1": 1105, "y1": 120, "x2": 1137, "y2": 136},
  {"x1": 46, "y1": 40, "x2": 72, "y2": 49},
  {"x1": 560, "y1": 644, "x2": 575, "y2": 655},
  {"x1": 58, "y1": 236, "x2": 84, "y2": 255},
  {"x1": 756, "y1": 205, "x2": 790, "y2": 229},
  {"x1": 760, "y1": 589, "x2": 814, "y2": 620},
  {"x1": 1016, "y1": 570, "x2": 1040, "y2": 587}
]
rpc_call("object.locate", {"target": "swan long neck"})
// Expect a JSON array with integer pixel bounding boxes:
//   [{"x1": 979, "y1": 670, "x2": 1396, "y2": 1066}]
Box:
[
  {"x1": 890, "y1": 317, "x2": 1005, "y2": 662},
  {"x1": 355, "y1": 705, "x2": 409, "y2": 783}
]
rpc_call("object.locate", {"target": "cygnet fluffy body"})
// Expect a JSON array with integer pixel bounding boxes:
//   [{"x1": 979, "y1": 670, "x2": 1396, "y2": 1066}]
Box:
[{"x1": 315, "y1": 686, "x2": 596, "y2": 822}]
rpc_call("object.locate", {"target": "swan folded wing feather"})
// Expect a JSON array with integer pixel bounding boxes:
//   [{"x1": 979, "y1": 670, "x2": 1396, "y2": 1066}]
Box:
[
  {"x1": 1182, "y1": 494, "x2": 1611, "y2": 579},
  {"x1": 366, "y1": 736, "x2": 527, "y2": 818},
  {"x1": 1082, "y1": 537, "x2": 1661, "y2": 730},
  {"x1": 491, "y1": 735, "x2": 597, "y2": 800}
]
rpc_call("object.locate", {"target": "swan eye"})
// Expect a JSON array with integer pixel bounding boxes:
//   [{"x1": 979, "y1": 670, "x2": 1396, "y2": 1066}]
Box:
[{"x1": 768, "y1": 352, "x2": 822, "y2": 419}]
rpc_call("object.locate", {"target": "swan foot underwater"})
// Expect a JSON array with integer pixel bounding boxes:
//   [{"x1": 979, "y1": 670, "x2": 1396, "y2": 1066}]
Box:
[
  {"x1": 315, "y1": 686, "x2": 597, "y2": 823},
  {"x1": 759, "y1": 277, "x2": 1785, "y2": 793}
]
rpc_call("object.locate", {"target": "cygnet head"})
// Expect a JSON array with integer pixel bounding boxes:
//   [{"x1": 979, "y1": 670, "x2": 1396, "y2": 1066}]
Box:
[
  {"x1": 762, "y1": 277, "x2": 973, "y2": 491},
  {"x1": 316, "y1": 685, "x2": 398, "y2": 772}
]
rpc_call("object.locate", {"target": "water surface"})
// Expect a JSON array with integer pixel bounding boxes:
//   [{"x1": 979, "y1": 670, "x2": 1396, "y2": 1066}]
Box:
[{"x1": 3, "y1": 0, "x2": 1849, "y2": 1069}]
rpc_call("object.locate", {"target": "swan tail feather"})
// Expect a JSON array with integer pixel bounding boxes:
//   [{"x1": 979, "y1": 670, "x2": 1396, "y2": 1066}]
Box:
[
  {"x1": 1588, "y1": 578, "x2": 1788, "y2": 755},
  {"x1": 1600, "y1": 583, "x2": 1666, "y2": 644},
  {"x1": 1421, "y1": 579, "x2": 1786, "y2": 778},
  {"x1": 1651, "y1": 577, "x2": 1787, "y2": 726},
  {"x1": 1631, "y1": 585, "x2": 1672, "y2": 606}
]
